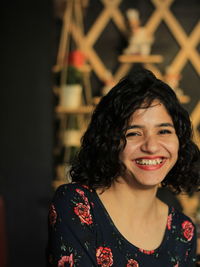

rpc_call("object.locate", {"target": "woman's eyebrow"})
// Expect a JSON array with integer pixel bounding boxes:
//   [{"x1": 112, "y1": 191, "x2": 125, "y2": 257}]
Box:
[
  {"x1": 126, "y1": 125, "x2": 144, "y2": 130},
  {"x1": 156, "y1": 123, "x2": 174, "y2": 128},
  {"x1": 127, "y1": 122, "x2": 174, "y2": 130}
]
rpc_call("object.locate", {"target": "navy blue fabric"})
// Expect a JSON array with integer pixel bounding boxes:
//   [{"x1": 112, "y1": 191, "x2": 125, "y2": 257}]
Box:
[{"x1": 48, "y1": 183, "x2": 197, "y2": 267}]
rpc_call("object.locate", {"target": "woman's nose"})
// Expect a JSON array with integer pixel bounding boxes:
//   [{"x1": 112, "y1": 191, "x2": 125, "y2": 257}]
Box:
[{"x1": 140, "y1": 135, "x2": 160, "y2": 154}]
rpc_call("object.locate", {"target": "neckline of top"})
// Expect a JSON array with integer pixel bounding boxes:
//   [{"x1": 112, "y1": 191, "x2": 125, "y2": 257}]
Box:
[{"x1": 92, "y1": 189, "x2": 172, "y2": 255}]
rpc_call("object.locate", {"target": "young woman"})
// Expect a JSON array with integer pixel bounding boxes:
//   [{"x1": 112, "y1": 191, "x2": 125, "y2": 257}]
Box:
[{"x1": 48, "y1": 68, "x2": 200, "y2": 267}]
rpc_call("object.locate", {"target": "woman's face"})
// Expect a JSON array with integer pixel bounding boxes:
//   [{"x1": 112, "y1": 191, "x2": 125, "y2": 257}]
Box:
[{"x1": 120, "y1": 100, "x2": 179, "y2": 189}]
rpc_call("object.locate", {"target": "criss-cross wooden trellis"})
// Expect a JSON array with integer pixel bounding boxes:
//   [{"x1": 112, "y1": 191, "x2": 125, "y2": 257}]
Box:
[{"x1": 55, "y1": 0, "x2": 200, "y2": 149}]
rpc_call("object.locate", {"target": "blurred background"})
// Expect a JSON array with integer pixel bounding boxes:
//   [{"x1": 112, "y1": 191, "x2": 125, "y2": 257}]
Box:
[{"x1": 1, "y1": 0, "x2": 200, "y2": 266}]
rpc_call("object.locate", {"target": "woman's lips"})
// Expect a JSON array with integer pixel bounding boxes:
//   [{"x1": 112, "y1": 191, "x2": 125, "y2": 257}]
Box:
[{"x1": 134, "y1": 157, "x2": 166, "y2": 170}]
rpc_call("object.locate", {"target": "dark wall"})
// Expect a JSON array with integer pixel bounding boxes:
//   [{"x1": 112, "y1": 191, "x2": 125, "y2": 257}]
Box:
[{"x1": 1, "y1": 1, "x2": 54, "y2": 266}]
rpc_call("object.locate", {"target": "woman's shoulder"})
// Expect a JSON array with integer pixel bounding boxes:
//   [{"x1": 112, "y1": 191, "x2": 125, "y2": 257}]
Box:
[
  {"x1": 53, "y1": 182, "x2": 94, "y2": 202},
  {"x1": 168, "y1": 206, "x2": 196, "y2": 243},
  {"x1": 170, "y1": 206, "x2": 195, "y2": 225},
  {"x1": 49, "y1": 183, "x2": 96, "y2": 232}
]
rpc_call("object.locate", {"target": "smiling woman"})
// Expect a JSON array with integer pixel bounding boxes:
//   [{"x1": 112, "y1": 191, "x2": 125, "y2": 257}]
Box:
[
  {"x1": 120, "y1": 100, "x2": 179, "y2": 189},
  {"x1": 48, "y1": 68, "x2": 200, "y2": 267}
]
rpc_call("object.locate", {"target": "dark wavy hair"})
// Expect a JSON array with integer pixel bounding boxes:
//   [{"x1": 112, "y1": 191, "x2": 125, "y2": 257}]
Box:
[{"x1": 70, "y1": 68, "x2": 200, "y2": 194}]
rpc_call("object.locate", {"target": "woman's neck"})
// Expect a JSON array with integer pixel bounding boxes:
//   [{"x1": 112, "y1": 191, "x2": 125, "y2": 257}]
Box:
[
  {"x1": 97, "y1": 179, "x2": 163, "y2": 223},
  {"x1": 96, "y1": 180, "x2": 169, "y2": 251}
]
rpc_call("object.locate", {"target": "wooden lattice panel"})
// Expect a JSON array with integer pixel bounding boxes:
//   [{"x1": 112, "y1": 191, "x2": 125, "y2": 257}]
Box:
[{"x1": 56, "y1": 0, "x2": 200, "y2": 146}]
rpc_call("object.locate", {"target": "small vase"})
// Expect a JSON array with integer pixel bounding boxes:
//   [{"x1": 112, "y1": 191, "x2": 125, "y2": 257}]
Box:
[
  {"x1": 63, "y1": 129, "x2": 81, "y2": 147},
  {"x1": 60, "y1": 84, "x2": 82, "y2": 108}
]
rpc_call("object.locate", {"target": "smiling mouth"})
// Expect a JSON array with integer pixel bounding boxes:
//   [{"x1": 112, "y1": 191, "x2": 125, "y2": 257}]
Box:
[{"x1": 135, "y1": 158, "x2": 164, "y2": 166}]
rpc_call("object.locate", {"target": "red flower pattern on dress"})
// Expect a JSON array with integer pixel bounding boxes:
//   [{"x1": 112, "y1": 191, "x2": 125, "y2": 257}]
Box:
[
  {"x1": 76, "y1": 189, "x2": 89, "y2": 204},
  {"x1": 58, "y1": 254, "x2": 74, "y2": 267},
  {"x1": 74, "y1": 202, "x2": 93, "y2": 225},
  {"x1": 182, "y1": 220, "x2": 194, "y2": 241},
  {"x1": 139, "y1": 248, "x2": 155, "y2": 255},
  {"x1": 49, "y1": 204, "x2": 57, "y2": 226},
  {"x1": 96, "y1": 246, "x2": 113, "y2": 267},
  {"x1": 126, "y1": 259, "x2": 139, "y2": 267},
  {"x1": 167, "y1": 213, "x2": 172, "y2": 230},
  {"x1": 81, "y1": 184, "x2": 93, "y2": 191},
  {"x1": 76, "y1": 188, "x2": 85, "y2": 197}
]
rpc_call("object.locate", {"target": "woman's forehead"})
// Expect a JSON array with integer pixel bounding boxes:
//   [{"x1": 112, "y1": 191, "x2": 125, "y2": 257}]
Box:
[{"x1": 128, "y1": 100, "x2": 173, "y2": 125}]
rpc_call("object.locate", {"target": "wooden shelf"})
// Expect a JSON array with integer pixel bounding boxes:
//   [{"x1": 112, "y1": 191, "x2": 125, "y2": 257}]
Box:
[
  {"x1": 52, "y1": 64, "x2": 91, "y2": 73},
  {"x1": 118, "y1": 54, "x2": 163, "y2": 63},
  {"x1": 55, "y1": 105, "x2": 94, "y2": 114},
  {"x1": 178, "y1": 95, "x2": 190, "y2": 104}
]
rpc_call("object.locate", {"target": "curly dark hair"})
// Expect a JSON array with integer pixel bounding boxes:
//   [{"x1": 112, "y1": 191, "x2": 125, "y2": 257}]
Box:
[{"x1": 70, "y1": 68, "x2": 200, "y2": 194}]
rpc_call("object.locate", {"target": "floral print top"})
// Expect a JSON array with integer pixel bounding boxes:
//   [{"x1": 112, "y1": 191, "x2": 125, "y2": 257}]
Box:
[{"x1": 48, "y1": 183, "x2": 197, "y2": 267}]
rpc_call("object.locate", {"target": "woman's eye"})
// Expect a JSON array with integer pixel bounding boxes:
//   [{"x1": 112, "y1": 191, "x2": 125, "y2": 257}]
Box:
[
  {"x1": 126, "y1": 132, "x2": 141, "y2": 137},
  {"x1": 159, "y1": 129, "x2": 172, "y2": 134}
]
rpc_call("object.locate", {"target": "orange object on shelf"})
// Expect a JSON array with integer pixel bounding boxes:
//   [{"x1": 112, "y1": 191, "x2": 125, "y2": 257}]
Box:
[{"x1": 68, "y1": 50, "x2": 86, "y2": 69}]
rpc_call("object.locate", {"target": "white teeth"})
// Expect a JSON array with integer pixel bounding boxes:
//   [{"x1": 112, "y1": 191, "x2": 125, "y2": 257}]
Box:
[{"x1": 135, "y1": 158, "x2": 163, "y2": 165}]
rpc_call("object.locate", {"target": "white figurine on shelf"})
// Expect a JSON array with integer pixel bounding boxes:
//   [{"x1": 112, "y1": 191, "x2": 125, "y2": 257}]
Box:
[
  {"x1": 164, "y1": 67, "x2": 190, "y2": 103},
  {"x1": 123, "y1": 9, "x2": 154, "y2": 55}
]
